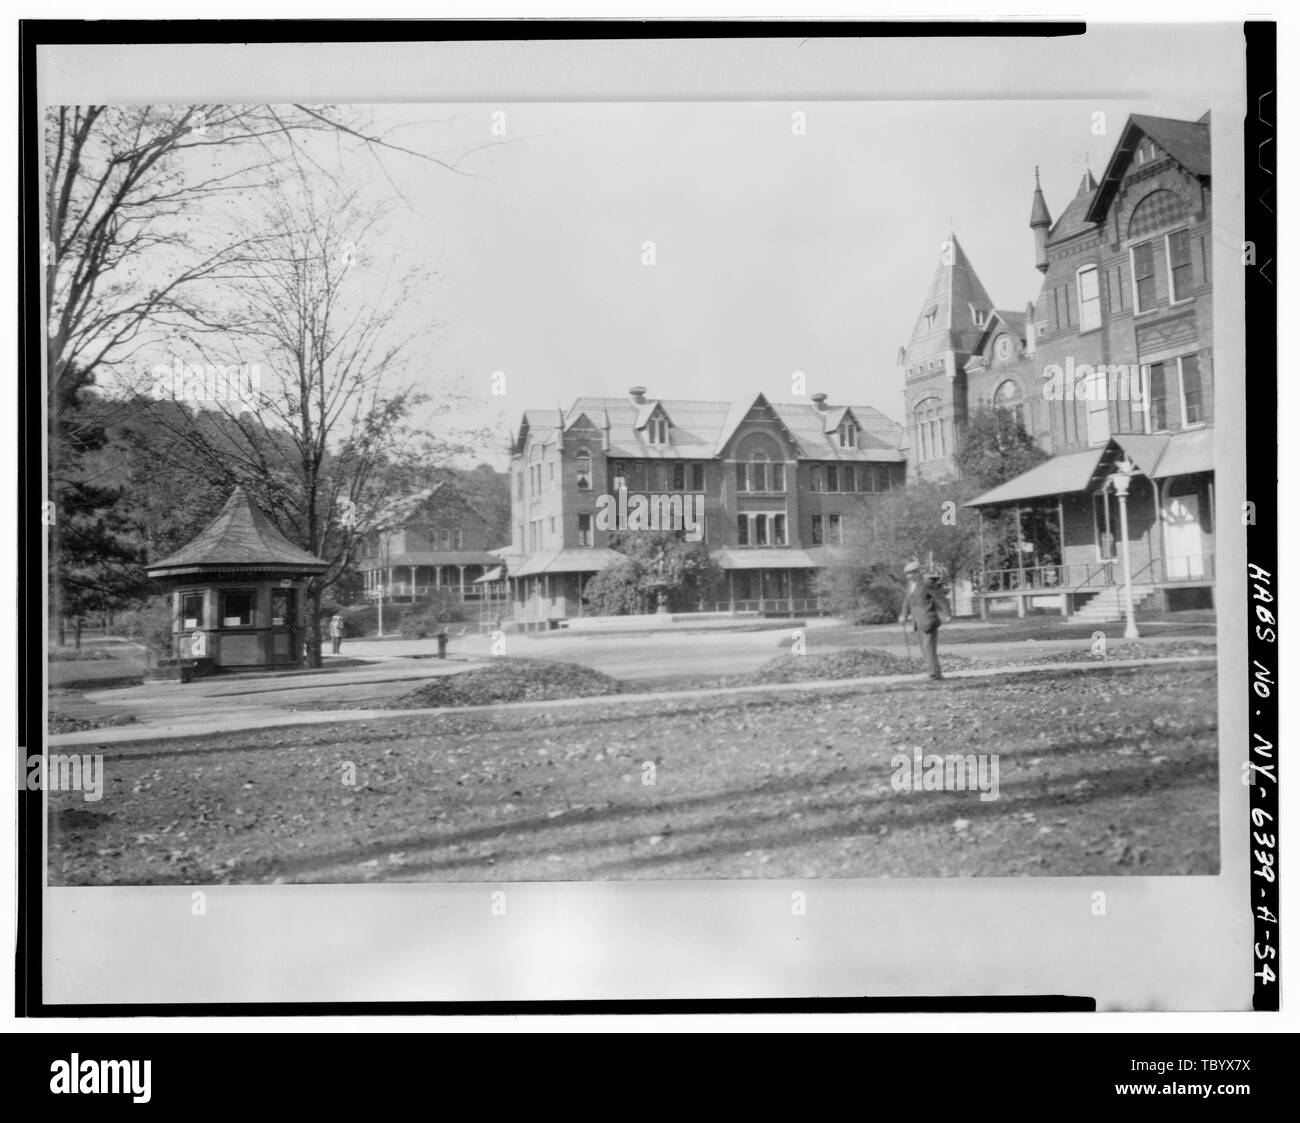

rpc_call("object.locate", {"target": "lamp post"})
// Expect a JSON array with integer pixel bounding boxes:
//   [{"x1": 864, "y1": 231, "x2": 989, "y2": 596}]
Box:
[{"x1": 1110, "y1": 457, "x2": 1140, "y2": 640}]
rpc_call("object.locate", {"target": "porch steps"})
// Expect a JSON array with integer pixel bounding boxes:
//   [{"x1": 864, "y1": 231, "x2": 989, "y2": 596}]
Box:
[{"x1": 1071, "y1": 585, "x2": 1159, "y2": 623}]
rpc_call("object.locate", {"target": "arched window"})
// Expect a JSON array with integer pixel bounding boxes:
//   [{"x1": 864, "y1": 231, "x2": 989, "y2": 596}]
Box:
[
  {"x1": 915, "y1": 399, "x2": 944, "y2": 462},
  {"x1": 575, "y1": 449, "x2": 591, "y2": 490},
  {"x1": 993, "y1": 379, "x2": 1025, "y2": 430}
]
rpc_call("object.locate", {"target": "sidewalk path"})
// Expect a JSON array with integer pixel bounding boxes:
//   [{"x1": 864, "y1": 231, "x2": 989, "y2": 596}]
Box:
[{"x1": 46, "y1": 654, "x2": 1216, "y2": 748}]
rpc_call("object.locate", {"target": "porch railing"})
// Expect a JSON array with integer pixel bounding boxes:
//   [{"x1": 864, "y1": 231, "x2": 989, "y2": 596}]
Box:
[{"x1": 977, "y1": 554, "x2": 1214, "y2": 594}]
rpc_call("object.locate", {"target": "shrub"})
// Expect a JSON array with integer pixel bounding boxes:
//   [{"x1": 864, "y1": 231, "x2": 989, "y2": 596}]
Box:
[
  {"x1": 116, "y1": 596, "x2": 175, "y2": 663},
  {"x1": 583, "y1": 557, "x2": 649, "y2": 616},
  {"x1": 397, "y1": 590, "x2": 472, "y2": 639}
]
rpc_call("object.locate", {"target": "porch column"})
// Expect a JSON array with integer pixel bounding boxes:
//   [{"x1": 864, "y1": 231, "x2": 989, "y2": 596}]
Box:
[
  {"x1": 729, "y1": 570, "x2": 735, "y2": 613},
  {"x1": 977, "y1": 509, "x2": 988, "y2": 621},
  {"x1": 409, "y1": 566, "x2": 417, "y2": 601},
  {"x1": 1013, "y1": 503, "x2": 1026, "y2": 618},
  {"x1": 1058, "y1": 496, "x2": 1069, "y2": 617},
  {"x1": 458, "y1": 565, "x2": 466, "y2": 599}
]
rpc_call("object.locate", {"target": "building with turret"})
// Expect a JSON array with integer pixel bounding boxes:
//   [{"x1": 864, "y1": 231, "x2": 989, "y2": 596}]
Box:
[{"x1": 957, "y1": 111, "x2": 1216, "y2": 619}]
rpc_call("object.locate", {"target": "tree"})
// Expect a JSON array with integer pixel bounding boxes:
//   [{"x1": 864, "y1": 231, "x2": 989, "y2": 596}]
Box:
[
  {"x1": 815, "y1": 482, "x2": 982, "y2": 623},
  {"x1": 44, "y1": 104, "x2": 499, "y2": 399},
  {"x1": 135, "y1": 169, "x2": 470, "y2": 666},
  {"x1": 954, "y1": 405, "x2": 1049, "y2": 491},
  {"x1": 584, "y1": 531, "x2": 724, "y2": 616},
  {"x1": 46, "y1": 368, "x2": 145, "y2": 645},
  {"x1": 955, "y1": 405, "x2": 1058, "y2": 579},
  {"x1": 43, "y1": 105, "x2": 501, "y2": 636}
]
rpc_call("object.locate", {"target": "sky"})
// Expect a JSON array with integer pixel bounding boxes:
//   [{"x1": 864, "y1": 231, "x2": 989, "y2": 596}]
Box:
[{"x1": 121, "y1": 96, "x2": 1211, "y2": 469}]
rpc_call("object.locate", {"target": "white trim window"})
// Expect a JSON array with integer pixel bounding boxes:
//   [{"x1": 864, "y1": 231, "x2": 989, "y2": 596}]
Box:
[
  {"x1": 1165, "y1": 228, "x2": 1194, "y2": 303},
  {"x1": 1077, "y1": 264, "x2": 1102, "y2": 331},
  {"x1": 1130, "y1": 241, "x2": 1157, "y2": 314},
  {"x1": 1142, "y1": 355, "x2": 1205, "y2": 432},
  {"x1": 838, "y1": 419, "x2": 857, "y2": 448},
  {"x1": 915, "y1": 399, "x2": 944, "y2": 462},
  {"x1": 1082, "y1": 367, "x2": 1110, "y2": 446},
  {"x1": 646, "y1": 417, "x2": 669, "y2": 445}
]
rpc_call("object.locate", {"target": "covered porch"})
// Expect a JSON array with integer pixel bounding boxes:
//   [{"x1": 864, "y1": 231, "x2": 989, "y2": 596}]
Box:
[
  {"x1": 966, "y1": 432, "x2": 1215, "y2": 620},
  {"x1": 360, "y1": 550, "x2": 500, "y2": 604},
  {"x1": 709, "y1": 548, "x2": 823, "y2": 616}
]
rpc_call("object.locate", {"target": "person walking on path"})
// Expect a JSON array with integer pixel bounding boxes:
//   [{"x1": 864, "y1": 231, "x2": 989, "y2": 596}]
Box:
[
  {"x1": 899, "y1": 560, "x2": 952, "y2": 681},
  {"x1": 329, "y1": 613, "x2": 344, "y2": 655}
]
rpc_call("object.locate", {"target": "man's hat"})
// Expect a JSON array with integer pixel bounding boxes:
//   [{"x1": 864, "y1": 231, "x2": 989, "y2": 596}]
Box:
[{"x1": 903, "y1": 560, "x2": 920, "y2": 574}]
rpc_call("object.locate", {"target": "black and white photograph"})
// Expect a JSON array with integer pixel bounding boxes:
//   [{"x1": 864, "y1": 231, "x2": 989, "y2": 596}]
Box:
[{"x1": 20, "y1": 20, "x2": 1278, "y2": 1015}]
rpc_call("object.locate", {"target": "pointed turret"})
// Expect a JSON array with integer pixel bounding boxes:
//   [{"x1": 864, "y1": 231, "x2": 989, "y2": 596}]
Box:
[
  {"x1": 1030, "y1": 166, "x2": 1052, "y2": 274},
  {"x1": 899, "y1": 232, "x2": 995, "y2": 377},
  {"x1": 1077, "y1": 166, "x2": 1098, "y2": 195}
]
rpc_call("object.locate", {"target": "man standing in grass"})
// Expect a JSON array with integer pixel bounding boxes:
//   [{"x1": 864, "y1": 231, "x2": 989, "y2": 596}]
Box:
[{"x1": 899, "y1": 560, "x2": 951, "y2": 681}]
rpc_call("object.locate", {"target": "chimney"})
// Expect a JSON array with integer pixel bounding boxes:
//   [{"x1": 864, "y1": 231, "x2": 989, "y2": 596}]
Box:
[
  {"x1": 629, "y1": 386, "x2": 647, "y2": 405},
  {"x1": 811, "y1": 392, "x2": 829, "y2": 411}
]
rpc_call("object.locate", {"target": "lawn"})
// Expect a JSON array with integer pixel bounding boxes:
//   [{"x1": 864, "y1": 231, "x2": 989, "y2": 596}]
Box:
[{"x1": 48, "y1": 662, "x2": 1219, "y2": 884}]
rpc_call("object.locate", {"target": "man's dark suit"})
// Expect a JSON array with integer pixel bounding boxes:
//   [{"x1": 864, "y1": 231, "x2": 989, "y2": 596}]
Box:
[{"x1": 901, "y1": 577, "x2": 951, "y2": 679}]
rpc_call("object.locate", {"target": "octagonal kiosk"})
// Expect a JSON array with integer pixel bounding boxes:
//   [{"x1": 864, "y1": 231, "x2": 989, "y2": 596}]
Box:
[{"x1": 145, "y1": 487, "x2": 329, "y2": 675}]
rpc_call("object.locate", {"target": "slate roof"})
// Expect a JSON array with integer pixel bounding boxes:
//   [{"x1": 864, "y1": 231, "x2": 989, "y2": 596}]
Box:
[
  {"x1": 519, "y1": 393, "x2": 904, "y2": 463},
  {"x1": 1086, "y1": 112, "x2": 1211, "y2": 224},
  {"x1": 899, "y1": 233, "x2": 997, "y2": 364},
  {"x1": 1047, "y1": 169, "x2": 1101, "y2": 243},
  {"x1": 146, "y1": 487, "x2": 329, "y2": 578}
]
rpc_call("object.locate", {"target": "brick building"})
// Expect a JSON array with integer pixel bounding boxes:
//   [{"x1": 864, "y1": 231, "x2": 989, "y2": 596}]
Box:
[
  {"x1": 356, "y1": 482, "x2": 501, "y2": 605},
  {"x1": 908, "y1": 111, "x2": 1216, "y2": 618},
  {"x1": 498, "y1": 390, "x2": 905, "y2": 625}
]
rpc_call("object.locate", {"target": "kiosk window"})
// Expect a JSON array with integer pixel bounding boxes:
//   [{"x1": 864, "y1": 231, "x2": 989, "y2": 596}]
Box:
[
  {"x1": 181, "y1": 593, "x2": 204, "y2": 630},
  {"x1": 221, "y1": 591, "x2": 256, "y2": 627}
]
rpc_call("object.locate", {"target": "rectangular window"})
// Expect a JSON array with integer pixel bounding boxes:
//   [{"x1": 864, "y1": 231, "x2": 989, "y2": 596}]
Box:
[
  {"x1": 630, "y1": 461, "x2": 645, "y2": 490},
  {"x1": 650, "y1": 463, "x2": 668, "y2": 491},
  {"x1": 1167, "y1": 229, "x2": 1193, "y2": 302},
  {"x1": 1077, "y1": 266, "x2": 1101, "y2": 331},
  {"x1": 773, "y1": 514, "x2": 786, "y2": 546},
  {"x1": 735, "y1": 462, "x2": 747, "y2": 492},
  {"x1": 548, "y1": 461, "x2": 555, "y2": 482},
  {"x1": 181, "y1": 592, "x2": 204, "y2": 630},
  {"x1": 811, "y1": 515, "x2": 823, "y2": 545},
  {"x1": 736, "y1": 514, "x2": 749, "y2": 546},
  {"x1": 672, "y1": 463, "x2": 685, "y2": 490},
  {"x1": 1084, "y1": 370, "x2": 1110, "y2": 446},
  {"x1": 270, "y1": 588, "x2": 295, "y2": 627},
  {"x1": 751, "y1": 460, "x2": 767, "y2": 492},
  {"x1": 828, "y1": 514, "x2": 842, "y2": 544},
  {"x1": 810, "y1": 465, "x2": 824, "y2": 492},
  {"x1": 577, "y1": 513, "x2": 592, "y2": 547},
  {"x1": 220, "y1": 590, "x2": 255, "y2": 628},
  {"x1": 1145, "y1": 362, "x2": 1169, "y2": 431},
  {"x1": 754, "y1": 515, "x2": 768, "y2": 546},
  {"x1": 770, "y1": 462, "x2": 785, "y2": 492},
  {"x1": 1180, "y1": 354, "x2": 1204, "y2": 425},
  {"x1": 1132, "y1": 242, "x2": 1157, "y2": 313},
  {"x1": 825, "y1": 465, "x2": 839, "y2": 492},
  {"x1": 690, "y1": 463, "x2": 705, "y2": 492}
]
